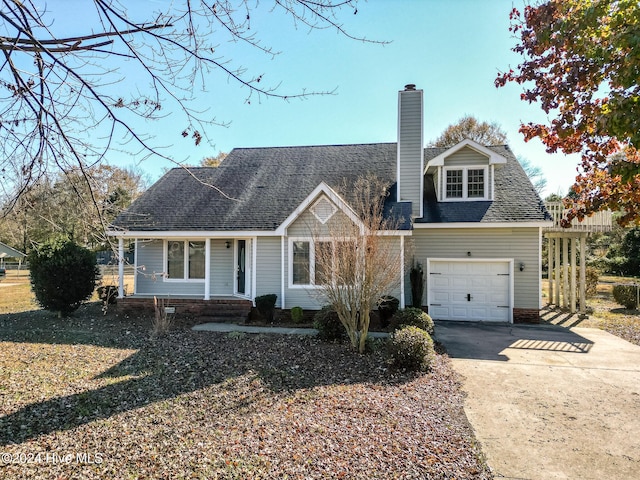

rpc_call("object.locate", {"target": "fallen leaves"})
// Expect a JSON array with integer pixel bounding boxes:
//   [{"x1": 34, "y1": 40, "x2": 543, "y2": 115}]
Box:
[{"x1": 0, "y1": 304, "x2": 491, "y2": 479}]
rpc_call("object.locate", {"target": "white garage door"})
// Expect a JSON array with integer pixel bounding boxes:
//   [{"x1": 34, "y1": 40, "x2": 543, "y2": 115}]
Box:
[{"x1": 428, "y1": 260, "x2": 511, "y2": 322}]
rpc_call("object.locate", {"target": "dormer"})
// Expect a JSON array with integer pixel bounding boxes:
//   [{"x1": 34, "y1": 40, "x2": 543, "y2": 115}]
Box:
[{"x1": 424, "y1": 139, "x2": 507, "y2": 202}]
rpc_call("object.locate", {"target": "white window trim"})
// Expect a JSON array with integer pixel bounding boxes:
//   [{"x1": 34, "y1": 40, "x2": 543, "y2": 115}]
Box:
[
  {"x1": 442, "y1": 165, "x2": 489, "y2": 201},
  {"x1": 288, "y1": 236, "x2": 357, "y2": 289},
  {"x1": 163, "y1": 239, "x2": 206, "y2": 283}
]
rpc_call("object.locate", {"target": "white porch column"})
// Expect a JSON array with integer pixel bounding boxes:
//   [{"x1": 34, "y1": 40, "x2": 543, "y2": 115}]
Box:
[
  {"x1": 204, "y1": 238, "x2": 211, "y2": 300},
  {"x1": 570, "y1": 237, "x2": 577, "y2": 313},
  {"x1": 280, "y1": 236, "x2": 286, "y2": 309},
  {"x1": 400, "y1": 235, "x2": 405, "y2": 309},
  {"x1": 548, "y1": 236, "x2": 554, "y2": 305},
  {"x1": 579, "y1": 235, "x2": 586, "y2": 314},
  {"x1": 562, "y1": 237, "x2": 569, "y2": 309},
  {"x1": 252, "y1": 237, "x2": 258, "y2": 301},
  {"x1": 133, "y1": 238, "x2": 138, "y2": 295},
  {"x1": 118, "y1": 237, "x2": 125, "y2": 298}
]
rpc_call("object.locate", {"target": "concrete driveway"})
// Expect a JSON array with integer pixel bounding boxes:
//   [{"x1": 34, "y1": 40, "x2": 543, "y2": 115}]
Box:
[{"x1": 434, "y1": 322, "x2": 640, "y2": 480}]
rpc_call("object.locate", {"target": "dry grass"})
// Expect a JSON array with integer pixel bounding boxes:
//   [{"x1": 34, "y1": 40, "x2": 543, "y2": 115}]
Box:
[
  {"x1": 541, "y1": 275, "x2": 640, "y2": 346},
  {"x1": 0, "y1": 270, "x2": 37, "y2": 314},
  {"x1": 0, "y1": 268, "x2": 135, "y2": 315},
  {"x1": 0, "y1": 304, "x2": 491, "y2": 479}
]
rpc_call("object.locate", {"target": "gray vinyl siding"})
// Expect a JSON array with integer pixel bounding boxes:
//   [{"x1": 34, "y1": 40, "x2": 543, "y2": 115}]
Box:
[
  {"x1": 444, "y1": 147, "x2": 490, "y2": 166},
  {"x1": 283, "y1": 236, "x2": 327, "y2": 309},
  {"x1": 398, "y1": 89, "x2": 423, "y2": 215},
  {"x1": 286, "y1": 203, "x2": 356, "y2": 309},
  {"x1": 135, "y1": 239, "x2": 205, "y2": 296},
  {"x1": 210, "y1": 239, "x2": 233, "y2": 296},
  {"x1": 288, "y1": 207, "x2": 353, "y2": 237},
  {"x1": 282, "y1": 234, "x2": 404, "y2": 311},
  {"x1": 255, "y1": 237, "x2": 283, "y2": 307},
  {"x1": 410, "y1": 227, "x2": 540, "y2": 309}
]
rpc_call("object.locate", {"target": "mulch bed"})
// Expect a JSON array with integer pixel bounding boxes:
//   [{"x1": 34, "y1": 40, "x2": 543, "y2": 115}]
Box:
[{"x1": 0, "y1": 304, "x2": 491, "y2": 479}]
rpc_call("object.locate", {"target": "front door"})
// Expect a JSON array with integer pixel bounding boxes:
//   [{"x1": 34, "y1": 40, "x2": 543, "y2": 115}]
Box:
[{"x1": 236, "y1": 240, "x2": 246, "y2": 295}]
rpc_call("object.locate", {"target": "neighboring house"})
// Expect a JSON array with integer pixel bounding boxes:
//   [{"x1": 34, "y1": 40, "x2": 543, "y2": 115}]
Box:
[
  {"x1": 108, "y1": 85, "x2": 551, "y2": 323},
  {"x1": 0, "y1": 241, "x2": 27, "y2": 274}
]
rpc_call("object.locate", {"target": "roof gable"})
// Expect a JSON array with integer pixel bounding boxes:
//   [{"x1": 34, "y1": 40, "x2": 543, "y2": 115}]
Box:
[
  {"x1": 275, "y1": 182, "x2": 365, "y2": 235},
  {"x1": 425, "y1": 139, "x2": 507, "y2": 171}
]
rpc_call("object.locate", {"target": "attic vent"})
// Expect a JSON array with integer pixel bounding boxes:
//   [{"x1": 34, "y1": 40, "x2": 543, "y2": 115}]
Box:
[{"x1": 311, "y1": 197, "x2": 337, "y2": 224}]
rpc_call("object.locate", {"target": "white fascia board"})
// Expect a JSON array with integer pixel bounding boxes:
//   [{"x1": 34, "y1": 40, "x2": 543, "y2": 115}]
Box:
[
  {"x1": 376, "y1": 230, "x2": 413, "y2": 236},
  {"x1": 106, "y1": 230, "x2": 277, "y2": 238},
  {"x1": 413, "y1": 221, "x2": 553, "y2": 229},
  {"x1": 274, "y1": 182, "x2": 364, "y2": 235},
  {"x1": 424, "y1": 139, "x2": 508, "y2": 172}
]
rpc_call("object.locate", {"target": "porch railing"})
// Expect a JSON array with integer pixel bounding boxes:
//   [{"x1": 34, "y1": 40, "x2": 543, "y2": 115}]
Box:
[{"x1": 544, "y1": 201, "x2": 613, "y2": 232}]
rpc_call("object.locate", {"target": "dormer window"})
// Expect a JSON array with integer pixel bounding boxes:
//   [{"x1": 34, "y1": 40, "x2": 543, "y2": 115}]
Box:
[
  {"x1": 424, "y1": 139, "x2": 507, "y2": 203},
  {"x1": 443, "y1": 166, "x2": 488, "y2": 201}
]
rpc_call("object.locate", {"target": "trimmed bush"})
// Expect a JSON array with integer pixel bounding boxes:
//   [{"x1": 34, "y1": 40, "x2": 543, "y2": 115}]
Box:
[
  {"x1": 255, "y1": 294, "x2": 277, "y2": 322},
  {"x1": 390, "y1": 308, "x2": 434, "y2": 335},
  {"x1": 290, "y1": 306, "x2": 304, "y2": 324},
  {"x1": 388, "y1": 326, "x2": 436, "y2": 372},
  {"x1": 377, "y1": 295, "x2": 400, "y2": 328},
  {"x1": 28, "y1": 238, "x2": 98, "y2": 317},
  {"x1": 313, "y1": 306, "x2": 345, "y2": 341},
  {"x1": 612, "y1": 285, "x2": 639, "y2": 310}
]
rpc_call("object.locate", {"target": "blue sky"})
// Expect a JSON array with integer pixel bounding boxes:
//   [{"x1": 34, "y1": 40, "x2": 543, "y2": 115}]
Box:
[{"x1": 79, "y1": 0, "x2": 579, "y2": 197}]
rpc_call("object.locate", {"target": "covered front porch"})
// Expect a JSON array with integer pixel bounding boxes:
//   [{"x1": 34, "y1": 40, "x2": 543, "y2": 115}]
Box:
[{"x1": 111, "y1": 235, "x2": 257, "y2": 303}]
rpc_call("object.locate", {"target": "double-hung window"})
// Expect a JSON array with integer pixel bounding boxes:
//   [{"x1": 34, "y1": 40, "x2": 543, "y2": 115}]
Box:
[
  {"x1": 292, "y1": 241, "x2": 311, "y2": 285},
  {"x1": 443, "y1": 166, "x2": 488, "y2": 200},
  {"x1": 291, "y1": 239, "x2": 357, "y2": 287},
  {"x1": 166, "y1": 240, "x2": 205, "y2": 280}
]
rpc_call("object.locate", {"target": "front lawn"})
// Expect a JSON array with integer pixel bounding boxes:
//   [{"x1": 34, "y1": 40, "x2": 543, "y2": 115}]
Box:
[{"x1": 0, "y1": 305, "x2": 491, "y2": 479}]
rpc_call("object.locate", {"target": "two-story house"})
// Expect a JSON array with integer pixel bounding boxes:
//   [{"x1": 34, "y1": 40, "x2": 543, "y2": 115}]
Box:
[{"x1": 109, "y1": 84, "x2": 551, "y2": 323}]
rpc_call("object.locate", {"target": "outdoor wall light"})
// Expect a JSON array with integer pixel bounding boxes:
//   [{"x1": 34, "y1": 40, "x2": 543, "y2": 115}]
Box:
[
  {"x1": 467, "y1": 251, "x2": 471, "y2": 257},
  {"x1": 519, "y1": 262, "x2": 525, "y2": 272},
  {"x1": 225, "y1": 241, "x2": 231, "y2": 249}
]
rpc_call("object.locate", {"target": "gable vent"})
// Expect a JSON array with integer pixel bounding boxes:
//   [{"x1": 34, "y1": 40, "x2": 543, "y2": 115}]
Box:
[{"x1": 311, "y1": 197, "x2": 337, "y2": 224}]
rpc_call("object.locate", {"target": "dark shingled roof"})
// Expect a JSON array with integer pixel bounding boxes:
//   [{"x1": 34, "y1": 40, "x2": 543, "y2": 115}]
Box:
[{"x1": 111, "y1": 143, "x2": 549, "y2": 232}]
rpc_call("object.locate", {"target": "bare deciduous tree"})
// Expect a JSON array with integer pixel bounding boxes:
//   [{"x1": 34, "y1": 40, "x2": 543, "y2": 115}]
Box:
[
  {"x1": 0, "y1": 0, "x2": 378, "y2": 213},
  {"x1": 0, "y1": 165, "x2": 147, "y2": 252},
  {"x1": 200, "y1": 152, "x2": 228, "y2": 168},
  {"x1": 313, "y1": 175, "x2": 406, "y2": 353},
  {"x1": 428, "y1": 115, "x2": 507, "y2": 147}
]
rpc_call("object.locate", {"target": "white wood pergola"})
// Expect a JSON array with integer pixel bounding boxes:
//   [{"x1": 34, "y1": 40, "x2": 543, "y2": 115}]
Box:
[{"x1": 544, "y1": 202, "x2": 613, "y2": 315}]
